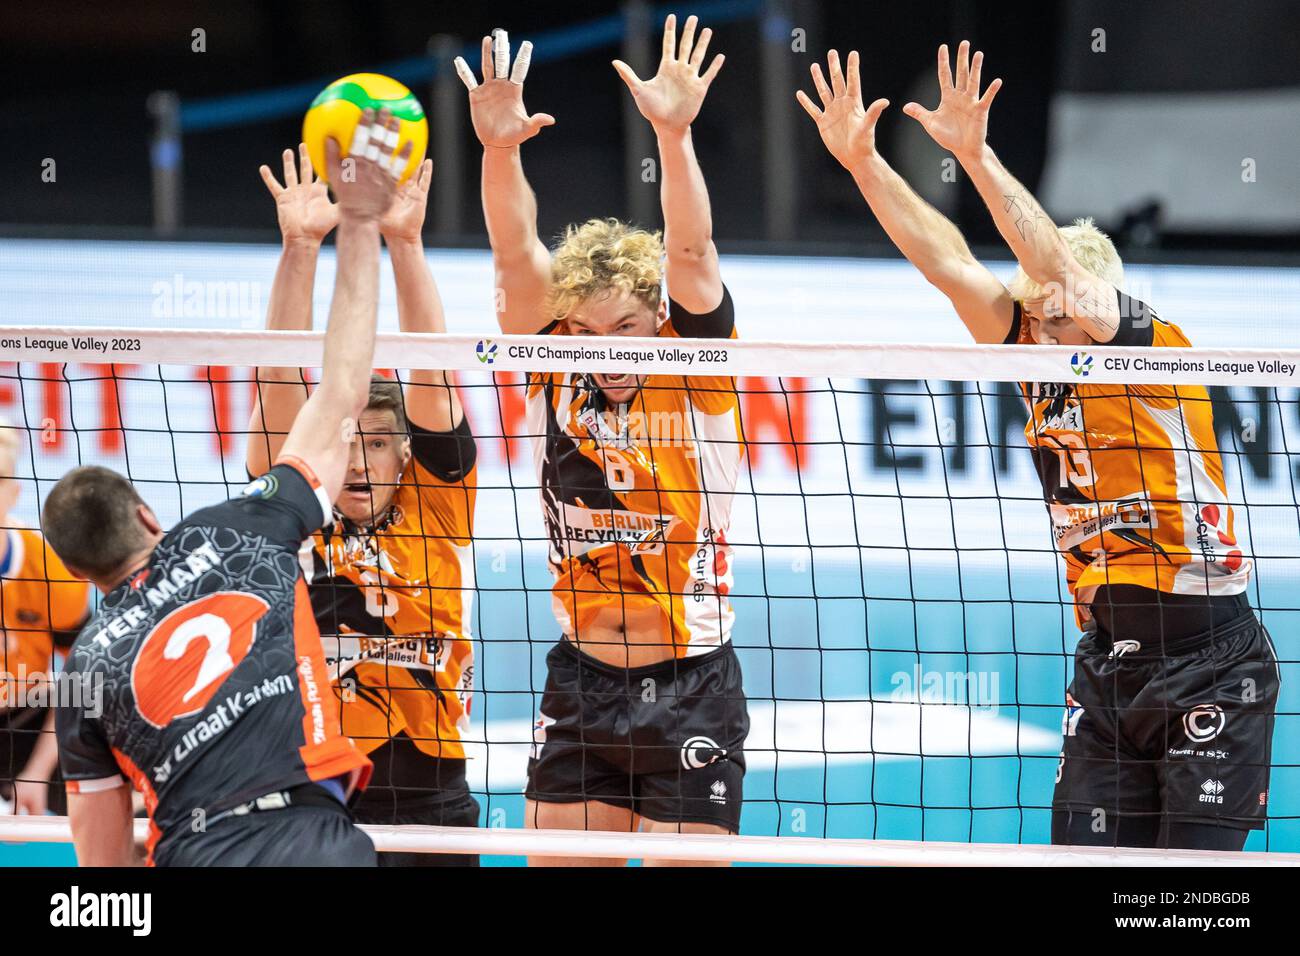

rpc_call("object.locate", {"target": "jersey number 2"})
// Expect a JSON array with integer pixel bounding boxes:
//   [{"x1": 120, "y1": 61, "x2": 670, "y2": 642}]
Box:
[{"x1": 131, "y1": 592, "x2": 268, "y2": 728}]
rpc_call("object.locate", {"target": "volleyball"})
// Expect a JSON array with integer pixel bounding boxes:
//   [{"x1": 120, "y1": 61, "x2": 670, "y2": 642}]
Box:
[{"x1": 302, "y1": 72, "x2": 427, "y2": 184}]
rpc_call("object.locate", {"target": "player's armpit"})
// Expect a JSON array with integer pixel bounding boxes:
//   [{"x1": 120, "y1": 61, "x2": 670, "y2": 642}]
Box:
[{"x1": 67, "y1": 787, "x2": 137, "y2": 867}]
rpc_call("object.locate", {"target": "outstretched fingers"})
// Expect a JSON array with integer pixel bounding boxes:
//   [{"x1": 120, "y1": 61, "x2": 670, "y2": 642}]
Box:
[
  {"x1": 938, "y1": 43, "x2": 953, "y2": 91},
  {"x1": 298, "y1": 142, "x2": 314, "y2": 183},
  {"x1": 662, "y1": 13, "x2": 677, "y2": 63},
  {"x1": 901, "y1": 101, "x2": 933, "y2": 125},
  {"x1": 678, "y1": 14, "x2": 698, "y2": 62},
  {"x1": 701, "y1": 53, "x2": 725, "y2": 86},
  {"x1": 810, "y1": 62, "x2": 834, "y2": 110},
  {"x1": 979, "y1": 76, "x2": 1003, "y2": 108},
  {"x1": 612, "y1": 58, "x2": 642, "y2": 92},
  {"x1": 969, "y1": 49, "x2": 984, "y2": 96},
  {"x1": 280, "y1": 147, "x2": 298, "y2": 189},
  {"x1": 846, "y1": 50, "x2": 862, "y2": 105},
  {"x1": 794, "y1": 88, "x2": 823, "y2": 123},
  {"x1": 688, "y1": 26, "x2": 713, "y2": 70},
  {"x1": 258, "y1": 163, "x2": 283, "y2": 197}
]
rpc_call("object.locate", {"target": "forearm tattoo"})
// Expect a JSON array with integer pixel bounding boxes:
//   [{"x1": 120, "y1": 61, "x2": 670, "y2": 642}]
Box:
[{"x1": 1002, "y1": 189, "x2": 1049, "y2": 243}]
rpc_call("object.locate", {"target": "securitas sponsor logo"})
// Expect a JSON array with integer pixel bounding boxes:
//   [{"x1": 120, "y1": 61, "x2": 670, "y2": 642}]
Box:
[
  {"x1": 1195, "y1": 503, "x2": 1244, "y2": 572},
  {"x1": 1070, "y1": 352, "x2": 1093, "y2": 377},
  {"x1": 476, "y1": 340, "x2": 498, "y2": 365}
]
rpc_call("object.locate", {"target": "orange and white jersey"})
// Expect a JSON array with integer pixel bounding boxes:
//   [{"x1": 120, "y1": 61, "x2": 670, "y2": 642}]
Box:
[
  {"x1": 526, "y1": 289, "x2": 743, "y2": 657},
  {"x1": 1007, "y1": 293, "x2": 1250, "y2": 607},
  {"x1": 1, "y1": 526, "x2": 90, "y2": 708},
  {"x1": 301, "y1": 425, "x2": 477, "y2": 759}
]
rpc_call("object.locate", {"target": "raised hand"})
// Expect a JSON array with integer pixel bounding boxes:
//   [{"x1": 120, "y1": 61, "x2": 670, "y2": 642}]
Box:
[
  {"x1": 903, "y1": 40, "x2": 1002, "y2": 160},
  {"x1": 455, "y1": 31, "x2": 555, "y2": 148},
  {"x1": 259, "y1": 142, "x2": 338, "y2": 244},
  {"x1": 327, "y1": 108, "x2": 411, "y2": 223},
  {"x1": 381, "y1": 158, "x2": 433, "y2": 243},
  {"x1": 613, "y1": 13, "x2": 724, "y2": 134},
  {"x1": 796, "y1": 50, "x2": 890, "y2": 171}
]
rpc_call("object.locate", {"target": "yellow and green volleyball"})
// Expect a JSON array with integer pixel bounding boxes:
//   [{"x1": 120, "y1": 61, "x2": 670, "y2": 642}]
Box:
[{"x1": 302, "y1": 73, "x2": 427, "y2": 184}]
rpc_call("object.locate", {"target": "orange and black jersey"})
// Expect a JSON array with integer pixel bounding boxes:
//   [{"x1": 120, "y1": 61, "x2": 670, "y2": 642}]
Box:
[
  {"x1": 302, "y1": 419, "x2": 477, "y2": 759},
  {"x1": 1004, "y1": 291, "x2": 1250, "y2": 614},
  {"x1": 1, "y1": 527, "x2": 90, "y2": 708},
  {"x1": 55, "y1": 460, "x2": 371, "y2": 865},
  {"x1": 527, "y1": 288, "x2": 743, "y2": 656}
]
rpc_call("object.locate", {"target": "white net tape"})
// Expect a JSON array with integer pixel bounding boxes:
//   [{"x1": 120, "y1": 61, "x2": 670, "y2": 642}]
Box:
[
  {"x1": 2, "y1": 815, "x2": 1299, "y2": 866},
  {"x1": 3, "y1": 326, "x2": 1299, "y2": 385}
]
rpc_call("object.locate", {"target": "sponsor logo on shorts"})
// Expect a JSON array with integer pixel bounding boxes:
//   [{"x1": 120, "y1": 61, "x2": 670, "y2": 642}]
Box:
[
  {"x1": 1168, "y1": 746, "x2": 1230, "y2": 760},
  {"x1": 1199, "y1": 778, "x2": 1225, "y2": 805},
  {"x1": 681, "y1": 735, "x2": 726, "y2": 770},
  {"x1": 1062, "y1": 693, "x2": 1085, "y2": 737},
  {"x1": 710, "y1": 780, "x2": 728, "y2": 804},
  {"x1": 531, "y1": 711, "x2": 555, "y2": 759},
  {"x1": 1183, "y1": 703, "x2": 1226, "y2": 744}
]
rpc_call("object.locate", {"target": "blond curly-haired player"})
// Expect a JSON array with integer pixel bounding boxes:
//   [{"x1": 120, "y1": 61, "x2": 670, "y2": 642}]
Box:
[{"x1": 457, "y1": 15, "x2": 747, "y2": 866}]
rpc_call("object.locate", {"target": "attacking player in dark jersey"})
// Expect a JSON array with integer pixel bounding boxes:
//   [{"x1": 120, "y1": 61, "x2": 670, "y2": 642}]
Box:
[
  {"x1": 40, "y1": 109, "x2": 408, "y2": 867},
  {"x1": 247, "y1": 145, "x2": 479, "y2": 866},
  {"x1": 799, "y1": 42, "x2": 1278, "y2": 850},
  {"x1": 458, "y1": 17, "x2": 748, "y2": 866}
]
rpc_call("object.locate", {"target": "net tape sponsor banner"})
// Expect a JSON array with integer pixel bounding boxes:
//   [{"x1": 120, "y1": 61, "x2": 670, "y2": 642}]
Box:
[{"x1": 2, "y1": 327, "x2": 1299, "y2": 387}]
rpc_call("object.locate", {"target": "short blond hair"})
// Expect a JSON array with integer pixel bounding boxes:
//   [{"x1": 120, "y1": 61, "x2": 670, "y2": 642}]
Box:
[
  {"x1": 548, "y1": 218, "x2": 664, "y2": 322},
  {"x1": 1008, "y1": 217, "x2": 1124, "y2": 303}
]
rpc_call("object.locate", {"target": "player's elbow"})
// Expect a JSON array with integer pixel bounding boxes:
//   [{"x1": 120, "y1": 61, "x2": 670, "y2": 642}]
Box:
[{"x1": 1021, "y1": 242, "x2": 1073, "y2": 290}]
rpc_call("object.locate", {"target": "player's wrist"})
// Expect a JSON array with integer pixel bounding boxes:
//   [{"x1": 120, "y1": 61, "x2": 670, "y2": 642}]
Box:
[
  {"x1": 382, "y1": 231, "x2": 424, "y2": 251},
  {"x1": 654, "y1": 123, "x2": 692, "y2": 143},
  {"x1": 336, "y1": 212, "x2": 384, "y2": 232},
  {"x1": 956, "y1": 140, "x2": 993, "y2": 169},
  {"x1": 282, "y1": 234, "x2": 324, "y2": 252},
  {"x1": 848, "y1": 151, "x2": 886, "y2": 184}
]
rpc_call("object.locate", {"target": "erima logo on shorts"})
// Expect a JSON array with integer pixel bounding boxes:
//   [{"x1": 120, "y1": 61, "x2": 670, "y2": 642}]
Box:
[
  {"x1": 1062, "y1": 694, "x2": 1084, "y2": 737},
  {"x1": 681, "y1": 735, "x2": 726, "y2": 770},
  {"x1": 241, "y1": 473, "x2": 279, "y2": 500},
  {"x1": 1183, "y1": 704, "x2": 1226, "y2": 744}
]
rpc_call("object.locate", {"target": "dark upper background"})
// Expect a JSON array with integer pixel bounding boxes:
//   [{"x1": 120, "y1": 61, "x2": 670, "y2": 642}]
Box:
[{"x1": 1, "y1": 0, "x2": 1297, "y2": 258}]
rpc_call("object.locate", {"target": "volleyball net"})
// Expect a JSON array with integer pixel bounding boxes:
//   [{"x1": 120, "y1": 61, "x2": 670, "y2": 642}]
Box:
[{"x1": 1, "y1": 327, "x2": 1298, "y2": 864}]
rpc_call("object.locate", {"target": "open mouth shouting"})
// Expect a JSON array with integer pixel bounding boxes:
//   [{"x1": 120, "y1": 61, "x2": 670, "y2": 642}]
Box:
[{"x1": 593, "y1": 372, "x2": 640, "y2": 402}]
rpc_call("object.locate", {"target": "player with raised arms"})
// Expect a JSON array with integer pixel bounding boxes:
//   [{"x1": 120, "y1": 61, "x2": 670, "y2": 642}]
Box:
[
  {"x1": 456, "y1": 16, "x2": 748, "y2": 866},
  {"x1": 798, "y1": 42, "x2": 1278, "y2": 850},
  {"x1": 246, "y1": 142, "x2": 479, "y2": 867},
  {"x1": 0, "y1": 418, "x2": 90, "y2": 817},
  {"x1": 40, "y1": 110, "x2": 407, "y2": 866}
]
